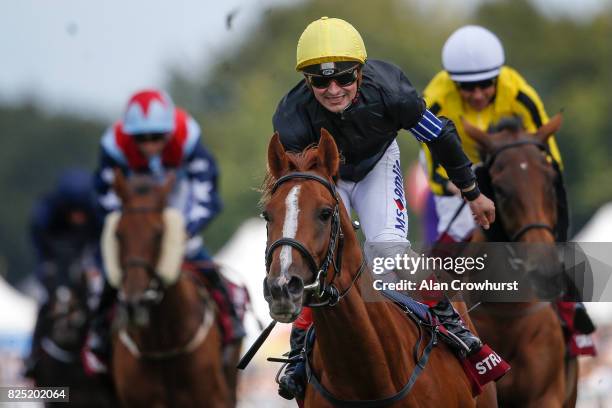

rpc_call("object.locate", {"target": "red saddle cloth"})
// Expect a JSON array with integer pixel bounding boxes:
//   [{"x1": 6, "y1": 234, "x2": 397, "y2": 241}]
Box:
[
  {"x1": 432, "y1": 320, "x2": 510, "y2": 397},
  {"x1": 555, "y1": 301, "x2": 597, "y2": 358},
  {"x1": 460, "y1": 344, "x2": 510, "y2": 396}
]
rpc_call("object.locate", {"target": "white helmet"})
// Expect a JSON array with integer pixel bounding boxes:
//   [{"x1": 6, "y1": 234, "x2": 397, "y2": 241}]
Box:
[
  {"x1": 123, "y1": 89, "x2": 176, "y2": 135},
  {"x1": 442, "y1": 25, "x2": 505, "y2": 82}
]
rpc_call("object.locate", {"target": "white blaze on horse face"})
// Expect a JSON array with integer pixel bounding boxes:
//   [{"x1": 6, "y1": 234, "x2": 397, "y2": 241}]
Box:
[
  {"x1": 279, "y1": 185, "x2": 301, "y2": 282},
  {"x1": 520, "y1": 162, "x2": 528, "y2": 171}
]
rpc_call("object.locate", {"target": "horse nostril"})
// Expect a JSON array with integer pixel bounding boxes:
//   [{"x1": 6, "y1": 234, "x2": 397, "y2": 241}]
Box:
[
  {"x1": 287, "y1": 276, "x2": 304, "y2": 296},
  {"x1": 263, "y1": 277, "x2": 271, "y2": 298},
  {"x1": 269, "y1": 278, "x2": 284, "y2": 299}
]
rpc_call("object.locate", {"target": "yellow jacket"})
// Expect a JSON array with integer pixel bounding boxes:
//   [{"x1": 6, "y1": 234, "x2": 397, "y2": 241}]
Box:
[{"x1": 422, "y1": 66, "x2": 562, "y2": 195}]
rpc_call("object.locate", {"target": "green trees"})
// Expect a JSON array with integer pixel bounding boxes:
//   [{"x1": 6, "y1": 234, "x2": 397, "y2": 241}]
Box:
[
  {"x1": 0, "y1": 104, "x2": 103, "y2": 281},
  {"x1": 1, "y1": 0, "x2": 611, "y2": 282}
]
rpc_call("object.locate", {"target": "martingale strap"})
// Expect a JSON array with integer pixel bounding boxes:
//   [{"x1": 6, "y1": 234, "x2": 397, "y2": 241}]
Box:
[{"x1": 303, "y1": 302, "x2": 438, "y2": 407}]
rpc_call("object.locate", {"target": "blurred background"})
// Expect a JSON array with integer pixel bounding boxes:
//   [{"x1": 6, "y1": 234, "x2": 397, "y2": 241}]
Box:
[{"x1": 1, "y1": 0, "x2": 611, "y2": 406}]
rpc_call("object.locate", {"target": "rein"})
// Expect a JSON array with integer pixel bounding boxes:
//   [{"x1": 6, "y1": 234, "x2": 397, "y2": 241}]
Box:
[{"x1": 484, "y1": 140, "x2": 556, "y2": 241}]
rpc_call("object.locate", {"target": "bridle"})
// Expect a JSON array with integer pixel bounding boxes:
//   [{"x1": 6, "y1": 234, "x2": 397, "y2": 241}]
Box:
[
  {"x1": 484, "y1": 139, "x2": 556, "y2": 242},
  {"x1": 117, "y1": 206, "x2": 166, "y2": 306},
  {"x1": 264, "y1": 172, "x2": 365, "y2": 307}
]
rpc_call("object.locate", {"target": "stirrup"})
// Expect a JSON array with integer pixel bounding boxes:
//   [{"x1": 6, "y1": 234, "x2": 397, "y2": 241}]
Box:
[{"x1": 275, "y1": 355, "x2": 306, "y2": 401}]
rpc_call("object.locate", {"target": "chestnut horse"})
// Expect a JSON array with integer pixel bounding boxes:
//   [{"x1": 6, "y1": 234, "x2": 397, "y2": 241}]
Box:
[
  {"x1": 463, "y1": 115, "x2": 577, "y2": 407},
  {"x1": 101, "y1": 172, "x2": 238, "y2": 407},
  {"x1": 262, "y1": 129, "x2": 493, "y2": 407}
]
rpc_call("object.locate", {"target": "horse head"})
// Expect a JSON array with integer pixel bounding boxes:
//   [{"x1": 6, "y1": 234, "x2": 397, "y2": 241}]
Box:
[
  {"x1": 101, "y1": 170, "x2": 186, "y2": 326},
  {"x1": 262, "y1": 129, "x2": 353, "y2": 323},
  {"x1": 463, "y1": 114, "x2": 565, "y2": 293}
]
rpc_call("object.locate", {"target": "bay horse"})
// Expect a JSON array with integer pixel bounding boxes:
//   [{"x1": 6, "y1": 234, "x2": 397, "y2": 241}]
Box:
[
  {"x1": 27, "y1": 245, "x2": 116, "y2": 408},
  {"x1": 462, "y1": 115, "x2": 577, "y2": 407},
  {"x1": 262, "y1": 129, "x2": 493, "y2": 407},
  {"x1": 101, "y1": 171, "x2": 239, "y2": 407},
  {"x1": 31, "y1": 251, "x2": 117, "y2": 407}
]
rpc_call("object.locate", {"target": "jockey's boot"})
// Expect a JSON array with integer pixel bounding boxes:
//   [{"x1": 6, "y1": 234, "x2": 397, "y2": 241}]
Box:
[
  {"x1": 430, "y1": 299, "x2": 482, "y2": 355},
  {"x1": 574, "y1": 301, "x2": 596, "y2": 334},
  {"x1": 201, "y1": 265, "x2": 246, "y2": 342},
  {"x1": 278, "y1": 325, "x2": 307, "y2": 400}
]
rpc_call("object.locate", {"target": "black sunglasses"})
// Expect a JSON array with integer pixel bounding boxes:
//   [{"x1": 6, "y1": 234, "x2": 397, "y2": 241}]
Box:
[
  {"x1": 457, "y1": 79, "x2": 496, "y2": 91},
  {"x1": 133, "y1": 133, "x2": 167, "y2": 143},
  {"x1": 307, "y1": 68, "x2": 358, "y2": 89}
]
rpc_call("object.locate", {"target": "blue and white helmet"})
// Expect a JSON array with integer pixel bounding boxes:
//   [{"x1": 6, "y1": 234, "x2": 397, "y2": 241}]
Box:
[
  {"x1": 442, "y1": 25, "x2": 505, "y2": 82},
  {"x1": 123, "y1": 89, "x2": 176, "y2": 135}
]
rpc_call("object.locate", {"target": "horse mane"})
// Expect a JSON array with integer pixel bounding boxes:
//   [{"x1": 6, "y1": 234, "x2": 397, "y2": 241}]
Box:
[
  {"x1": 259, "y1": 144, "x2": 327, "y2": 206},
  {"x1": 129, "y1": 174, "x2": 158, "y2": 196},
  {"x1": 489, "y1": 115, "x2": 524, "y2": 134}
]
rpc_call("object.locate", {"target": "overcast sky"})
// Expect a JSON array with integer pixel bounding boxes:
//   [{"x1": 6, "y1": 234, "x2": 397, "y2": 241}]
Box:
[{"x1": 1, "y1": 0, "x2": 609, "y2": 119}]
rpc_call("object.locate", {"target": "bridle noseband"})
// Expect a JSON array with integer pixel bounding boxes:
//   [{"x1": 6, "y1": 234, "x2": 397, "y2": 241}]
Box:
[
  {"x1": 484, "y1": 140, "x2": 557, "y2": 242},
  {"x1": 264, "y1": 172, "x2": 364, "y2": 307}
]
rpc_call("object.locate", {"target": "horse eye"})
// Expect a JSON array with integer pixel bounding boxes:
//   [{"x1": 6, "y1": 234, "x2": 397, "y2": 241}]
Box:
[
  {"x1": 260, "y1": 211, "x2": 270, "y2": 222},
  {"x1": 319, "y1": 208, "x2": 333, "y2": 222}
]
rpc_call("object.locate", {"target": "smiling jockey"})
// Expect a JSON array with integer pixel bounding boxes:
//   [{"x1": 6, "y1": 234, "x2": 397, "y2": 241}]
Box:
[
  {"x1": 84, "y1": 89, "x2": 245, "y2": 373},
  {"x1": 272, "y1": 17, "x2": 499, "y2": 400}
]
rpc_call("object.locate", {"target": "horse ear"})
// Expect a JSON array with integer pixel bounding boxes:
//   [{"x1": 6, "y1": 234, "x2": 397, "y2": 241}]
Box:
[
  {"x1": 113, "y1": 168, "x2": 130, "y2": 203},
  {"x1": 268, "y1": 132, "x2": 289, "y2": 178},
  {"x1": 534, "y1": 113, "x2": 563, "y2": 143},
  {"x1": 318, "y1": 128, "x2": 340, "y2": 178},
  {"x1": 461, "y1": 117, "x2": 493, "y2": 153}
]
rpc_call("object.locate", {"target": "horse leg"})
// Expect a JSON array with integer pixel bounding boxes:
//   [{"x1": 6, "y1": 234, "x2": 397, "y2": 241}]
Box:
[
  {"x1": 477, "y1": 383, "x2": 498, "y2": 408},
  {"x1": 222, "y1": 342, "x2": 242, "y2": 406},
  {"x1": 563, "y1": 357, "x2": 578, "y2": 408}
]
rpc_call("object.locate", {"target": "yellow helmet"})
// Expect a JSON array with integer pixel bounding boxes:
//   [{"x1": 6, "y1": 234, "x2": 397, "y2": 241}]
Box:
[{"x1": 296, "y1": 17, "x2": 367, "y2": 71}]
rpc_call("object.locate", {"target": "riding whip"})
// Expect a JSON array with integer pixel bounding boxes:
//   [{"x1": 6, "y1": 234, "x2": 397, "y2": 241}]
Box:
[{"x1": 237, "y1": 320, "x2": 277, "y2": 370}]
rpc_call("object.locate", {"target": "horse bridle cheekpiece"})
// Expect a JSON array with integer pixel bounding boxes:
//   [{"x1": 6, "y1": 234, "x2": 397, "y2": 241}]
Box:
[
  {"x1": 265, "y1": 172, "x2": 348, "y2": 307},
  {"x1": 478, "y1": 139, "x2": 566, "y2": 242}
]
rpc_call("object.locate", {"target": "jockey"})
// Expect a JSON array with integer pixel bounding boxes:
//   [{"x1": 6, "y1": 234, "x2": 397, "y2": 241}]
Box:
[
  {"x1": 273, "y1": 17, "x2": 496, "y2": 400},
  {"x1": 26, "y1": 168, "x2": 101, "y2": 375},
  {"x1": 422, "y1": 25, "x2": 563, "y2": 242},
  {"x1": 84, "y1": 89, "x2": 244, "y2": 373},
  {"x1": 422, "y1": 25, "x2": 595, "y2": 336}
]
